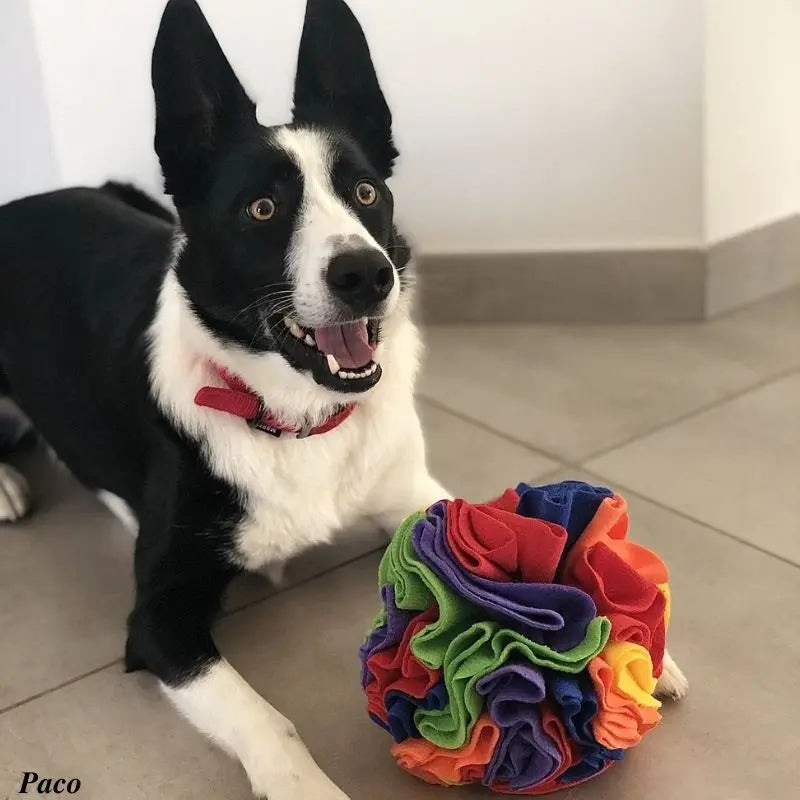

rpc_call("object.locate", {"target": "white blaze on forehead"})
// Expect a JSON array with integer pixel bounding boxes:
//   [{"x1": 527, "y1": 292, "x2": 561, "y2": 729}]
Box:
[
  {"x1": 275, "y1": 127, "x2": 344, "y2": 223},
  {"x1": 273, "y1": 126, "x2": 398, "y2": 326}
]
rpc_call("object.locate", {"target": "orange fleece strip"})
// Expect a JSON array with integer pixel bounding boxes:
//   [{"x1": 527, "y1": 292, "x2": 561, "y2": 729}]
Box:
[{"x1": 391, "y1": 715, "x2": 501, "y2": 786}]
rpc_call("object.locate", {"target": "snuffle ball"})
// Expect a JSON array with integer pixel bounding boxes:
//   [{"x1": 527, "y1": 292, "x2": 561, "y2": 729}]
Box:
[{"x1": 359, "y1": 481, "x2": 670, "y2": 794}]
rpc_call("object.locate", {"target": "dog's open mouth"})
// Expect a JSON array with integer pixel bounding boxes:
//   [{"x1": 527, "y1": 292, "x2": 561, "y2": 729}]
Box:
[{"x1": 271, "y1": 315, "x2": 383, "y2": 393}]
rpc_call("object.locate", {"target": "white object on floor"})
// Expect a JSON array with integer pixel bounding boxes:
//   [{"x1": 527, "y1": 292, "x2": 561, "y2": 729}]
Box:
[
  {"x1": 655, "y1": 649, "x2": 689, "y2": 700},
  {"x1": 0, "y1": 463, "x2": 30, "y2": 521},
  {"x1": 97, "y1": 489, "x2": 139, "y2": 534}
]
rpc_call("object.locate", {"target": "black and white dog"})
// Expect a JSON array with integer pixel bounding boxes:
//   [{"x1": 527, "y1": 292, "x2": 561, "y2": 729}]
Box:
[{"x1": 0, "y1": 1, "x2": 686, "y2": 797}]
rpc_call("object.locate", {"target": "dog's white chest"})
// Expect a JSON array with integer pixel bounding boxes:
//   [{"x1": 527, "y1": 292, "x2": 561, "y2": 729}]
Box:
[
  {"x1": 148, "y1": 276, "x2": 424, "y2": 573},
  {"x1": 232, "y1": 431, "x2": 377, "y2": 570}
]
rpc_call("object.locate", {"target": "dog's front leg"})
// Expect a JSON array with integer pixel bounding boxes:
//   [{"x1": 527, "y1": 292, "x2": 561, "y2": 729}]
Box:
[
  {"x1": 127, "y1": 470, "x2": 350, "y2": 799},
  {"x1": 368, "y1": 408, "x2": 452, "y2": 534},
  {"x1": 161, "y1": 659, "x2": 350, "y2": 799}
]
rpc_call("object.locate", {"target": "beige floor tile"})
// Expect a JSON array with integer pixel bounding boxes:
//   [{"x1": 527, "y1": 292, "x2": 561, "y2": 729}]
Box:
[
  {"x1": 418, "y1": 399, "x2": 558, "y2": 500},
  {"x1": 585, "y1": 372, "x2": 800, "y2": 564},
  {"x1": 0, "y1": 665, "x2": 244, "y2": 800},
  {"x1": 4, "y1": 486, "x2": 796, "y2": 800},
  {"x1": 0, "y1": 450, "x2": 133, "y2": 710},
  {"x1": 420, "y1": 288, "x2": 800, "y2": 461}
]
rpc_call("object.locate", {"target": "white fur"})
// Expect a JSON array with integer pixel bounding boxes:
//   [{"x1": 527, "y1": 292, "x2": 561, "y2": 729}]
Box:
[
  {"x1": 275, "y1": 128, "x2": 400, "y2": 328},
  {"x1": 96, "y1": 490, "x2": 138, "y2": 534},
  {"x1": 163, "y1": 660, "x2": 349, "y2": 799},
  {"x1": 0, "y1": 463, "x2": 30, "y2": 521},
  {"x1": 655, "y1": 649, "x2": 689, "y2": 700}
]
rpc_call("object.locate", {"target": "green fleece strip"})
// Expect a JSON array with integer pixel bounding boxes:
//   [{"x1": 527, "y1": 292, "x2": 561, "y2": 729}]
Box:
[
  {"x1": 414, "y1": 616, "x2": 611, "y2": 750},
  {"x1": 377, "y1": 512, "x2": 477, "y2": 669}
]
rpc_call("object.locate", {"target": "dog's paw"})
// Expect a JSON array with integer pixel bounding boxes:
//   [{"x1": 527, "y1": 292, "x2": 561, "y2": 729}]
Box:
[
  {"x1": 248, "y1": 739, "x2": 351, "y2": 800},
  {"x1": 655, "y1": 650, "x2": 688, "y2": 700},
  {"x1": 252, "y1": 775, "x2": 350, "y2": 800},
  {"x1": 0, "y1": 463, "x2": 31, "y2": 522}
]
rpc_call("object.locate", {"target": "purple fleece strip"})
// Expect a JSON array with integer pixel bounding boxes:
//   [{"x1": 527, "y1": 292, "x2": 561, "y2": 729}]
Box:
[
  {"x1": 411, "y1": 502, "x2": 596, "y2": 651},
  {"x1": 476, "y1": 662, "x2": 561, "y2": 789}
]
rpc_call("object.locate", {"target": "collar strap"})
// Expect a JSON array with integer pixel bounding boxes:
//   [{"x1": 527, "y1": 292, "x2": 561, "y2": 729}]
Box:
[{"x1": 194, "y1": 363, "x2": 355, "y2": 439}]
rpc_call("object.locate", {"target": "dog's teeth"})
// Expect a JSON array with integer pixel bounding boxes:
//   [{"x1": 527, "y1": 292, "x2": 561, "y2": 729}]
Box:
[
  {"x1": 283, "y1": 316, "x2": 293, "y2": 328},
  {"x1": 304, "y1": 334, "x2": 315, "y2": 347},
  {"x1": 327, "y1": 354, "x2": 340, "y2": 374},
  {"x1": 289, "y1": 321, "x2": 303, "y2": 339}
]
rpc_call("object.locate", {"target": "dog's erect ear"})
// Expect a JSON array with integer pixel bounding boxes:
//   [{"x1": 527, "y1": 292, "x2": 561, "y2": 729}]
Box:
[
  {"x1": 152, "y1": 0, "x2": 258, "y2": 203},
  {"x1": 292, "y1": 0, "x2": 398, "y2": 177}
]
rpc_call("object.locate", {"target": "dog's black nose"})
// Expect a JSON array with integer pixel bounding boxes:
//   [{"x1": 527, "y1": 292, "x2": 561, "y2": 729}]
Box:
[{"x1": 326, "y1": 250, "x2": 394, "y2": 314}]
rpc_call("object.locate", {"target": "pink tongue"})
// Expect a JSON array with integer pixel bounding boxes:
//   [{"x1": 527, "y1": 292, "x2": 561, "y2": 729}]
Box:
[{"x1": 314, "y1": 320, "x2": 375, "y2": 368}]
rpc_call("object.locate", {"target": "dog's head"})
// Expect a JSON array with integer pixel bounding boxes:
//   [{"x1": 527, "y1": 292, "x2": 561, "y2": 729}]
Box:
[{"x1": 152, "y1": 0, "x2": 411, "y2": 395}]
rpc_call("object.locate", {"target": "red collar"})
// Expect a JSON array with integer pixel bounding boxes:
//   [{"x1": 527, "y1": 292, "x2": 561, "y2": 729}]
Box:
[{"x1": 194, "y1": 363, "x2": 356, "y2": 439}]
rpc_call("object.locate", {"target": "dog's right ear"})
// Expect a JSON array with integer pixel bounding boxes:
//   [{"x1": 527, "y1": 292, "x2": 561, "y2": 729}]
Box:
[
  {"x1": 152, "y1": 0, "x2": 258, "y2": 204},
  {"x1": 293, "y1": 0, "x2": 397, "y2": 178}
]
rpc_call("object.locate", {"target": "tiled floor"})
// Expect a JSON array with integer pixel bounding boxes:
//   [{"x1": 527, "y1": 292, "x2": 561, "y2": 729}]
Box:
[{"x1": 2, "y1": 287, "x2": 799, "y2": 800}]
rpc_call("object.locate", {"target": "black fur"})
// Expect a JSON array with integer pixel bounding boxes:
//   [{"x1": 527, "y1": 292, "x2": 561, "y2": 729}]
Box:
[
  {"x1": 0, "y1": 0, "x2": 407, "y2": 695},
  {"x1": 0, "y1": 407, "x2": 34, "y2": 457},
  {"x1": 293, "y1": 0, "x2": 398, "y2": 178},
  {"x1": 152, "y1": 0, "x2": 260, "y2": 205},
  {"x1": 101, "y1": 181, "x2": 175, "y2": 223}
]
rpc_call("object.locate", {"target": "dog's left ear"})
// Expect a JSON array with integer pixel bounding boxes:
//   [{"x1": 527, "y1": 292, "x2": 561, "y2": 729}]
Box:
[{"x1": 292, "y1": 0, "x2": 398, "y2": 177}]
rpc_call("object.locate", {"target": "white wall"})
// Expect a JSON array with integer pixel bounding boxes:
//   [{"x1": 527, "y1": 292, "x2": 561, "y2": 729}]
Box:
[
  {"x1": 704, "y1": 0, "x2": 800, "y2": 244},
  {"x1": 24, "y1": 0, "x2": 704, "y2": 252},
  {"x1": 0, "y1": 0, "x2": 58, "y2": 205}
]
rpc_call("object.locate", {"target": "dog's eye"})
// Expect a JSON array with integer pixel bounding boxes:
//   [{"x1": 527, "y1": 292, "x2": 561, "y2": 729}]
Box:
[
  {"x1": 247, "y1": 197, "x2": 276, "y2": 221},
  {"x1": 354, "y1": 181, "x2": 378, "y2": 207}
]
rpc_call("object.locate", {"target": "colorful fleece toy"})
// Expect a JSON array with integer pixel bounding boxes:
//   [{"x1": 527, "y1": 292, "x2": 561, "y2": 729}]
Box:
[{"x1": 359, "y1": 481, "x2": 670, "y2": 794}]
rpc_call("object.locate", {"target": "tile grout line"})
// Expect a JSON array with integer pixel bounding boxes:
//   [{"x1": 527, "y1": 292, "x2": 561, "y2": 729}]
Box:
[
  {"x1": 575, "y1": 470, "x2": 800, "y2": 570},
  {"x1": 418, "y1": 394, "x2": 567, "y2": 465},
  {"x1": 422, "y1": 369, "x2": 800, "y2": 569},
  {"x1": 221, "y1": 546, "x2": 386, "y2": 620},
  {"x1": 577, "y1": 364, "x2": 800, "y2": 464},
  {"x1": 420, "y1": 363, "x2": 800, "y2": 470},
  {"x1": 0, "y1": 548, "x2": 389, "y2": 718},
  {"x1": 0, "y1": 657, "x2": 123, "y2": 716}
]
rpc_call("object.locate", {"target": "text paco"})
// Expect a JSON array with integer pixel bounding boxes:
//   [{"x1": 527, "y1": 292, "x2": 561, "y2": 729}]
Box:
[{"x1": 19, "y1": 772, "x2": 81, "y2": 794}]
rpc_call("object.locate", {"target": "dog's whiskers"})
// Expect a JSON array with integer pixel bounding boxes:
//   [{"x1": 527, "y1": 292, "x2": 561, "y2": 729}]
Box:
[{"x1": 230, "y1": 290, "x2": 295, "y2": 325}]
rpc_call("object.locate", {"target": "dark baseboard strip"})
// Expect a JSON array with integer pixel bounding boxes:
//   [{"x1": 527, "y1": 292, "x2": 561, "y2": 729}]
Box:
[
  {"x1": 705, "y1": 214, "x2": 800, "y2": 317},
  {"x1": 416, "y1": 249, "x2": 706, "y2": 324},
  {"x1": 416, "y1": 215, "x2": 800, "y2": 323}
]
